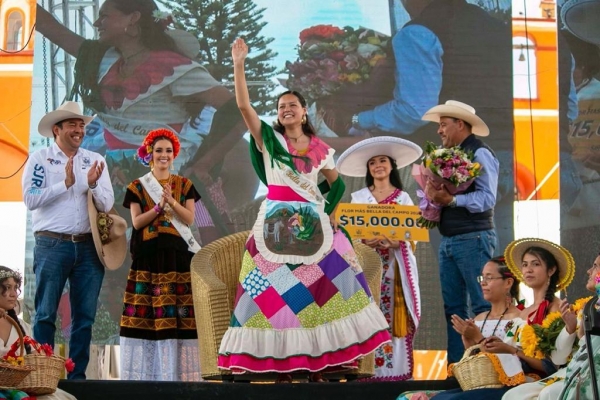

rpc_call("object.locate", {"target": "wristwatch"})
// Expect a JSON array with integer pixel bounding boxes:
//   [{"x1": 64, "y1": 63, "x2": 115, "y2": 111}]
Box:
[
  {"x1": 351, "y1": 114, "x2": 360, "y2": 128},
  {"x1": 448, "y1": 196, "x2": 457, "y2": 208}
]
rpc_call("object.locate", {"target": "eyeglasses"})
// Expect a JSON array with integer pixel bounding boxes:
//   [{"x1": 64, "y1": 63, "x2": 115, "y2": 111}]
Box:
[{"x1": 477, "y1": 275, "x2": 504, "y2": 284}]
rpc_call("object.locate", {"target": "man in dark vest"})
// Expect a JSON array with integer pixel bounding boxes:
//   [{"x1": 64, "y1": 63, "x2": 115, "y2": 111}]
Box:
[
  {"x1": 351, "y1": 0, "x2": 513, "y2": 251},
  {"x1": 423, "y1": 100, "x2": 498, "y2": 364}
]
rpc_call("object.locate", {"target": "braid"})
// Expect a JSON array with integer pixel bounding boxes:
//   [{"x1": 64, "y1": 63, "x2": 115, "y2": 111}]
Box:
[
  {"x1": 6, "y1": 309, "x2": 31, "y2": 354},
  {"x1": 546, "y1": 271, "x2": 559, "y2": 303}
]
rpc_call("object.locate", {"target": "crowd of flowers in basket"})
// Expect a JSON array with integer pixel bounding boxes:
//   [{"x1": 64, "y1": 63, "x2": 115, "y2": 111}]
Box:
[
  {"x1": 412, "y1": 141, "x2": 482, "y2": 228},
  {"x1": 2, "y1": 335, "x2": 75, "y2": 372},
  {"x1": 285, "y1": 24, "x2": 390, "y2": 102}
]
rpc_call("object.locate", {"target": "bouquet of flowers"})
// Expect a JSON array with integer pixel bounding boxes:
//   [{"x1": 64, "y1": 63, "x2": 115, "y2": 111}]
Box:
[
  {"x1": 520, "y1": 296, "x2": 592, "y2": 359},
  {"x1": 411, "y1": 141, "x2": 482, "y2": 228},
  {"x1": 285, "y1": 24, "x2": 390, "y2": 103}
]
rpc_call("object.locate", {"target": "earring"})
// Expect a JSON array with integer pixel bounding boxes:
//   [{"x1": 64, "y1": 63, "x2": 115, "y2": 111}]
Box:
[
  {"x1": 149, "y1": 160, "x2": 154, "y2": 171},
  {"x1": 301, "y1": 115, "x2": 307, "y2": 125},
  {"x1": 170, "y1": 162, "x2": 175, "y2": 171},
  {"x1": 125, "y1": 24, "x2": 140, "y2": 38}
]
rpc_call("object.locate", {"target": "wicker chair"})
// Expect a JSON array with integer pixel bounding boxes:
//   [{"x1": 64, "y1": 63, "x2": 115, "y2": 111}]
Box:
[{"x1": 190, "y1": 230, "x2": 383, "y2": 381}]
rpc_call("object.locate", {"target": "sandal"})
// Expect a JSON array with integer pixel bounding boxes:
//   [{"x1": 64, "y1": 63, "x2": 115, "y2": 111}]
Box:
[
  {"x1": 275, "y1": 373, "x2": 293, "y2": 383},
  {"x1": 309, "y1": 372, "x2": 327, "y2": 382}
]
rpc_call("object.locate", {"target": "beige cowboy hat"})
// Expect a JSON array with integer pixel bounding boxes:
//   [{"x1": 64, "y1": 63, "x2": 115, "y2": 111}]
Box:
[
  {"x1": 504, "y1": 238, "x2": 576, "y2": 292},
  {"x1": 88, "y1": 191, "x2": 128, "y2": 270},
  {"x1": 336, "y1": 136, "x2": 423, "y2": 177},
  {"x1": 422, "y1": 100, "x2": 490, "y2": 137},
  {"x1": 38, "y1": 101, "x2": 96, "y2": 138},
  {"x1": 561, "y1": 0, "x2": 600, "y2": 45}
]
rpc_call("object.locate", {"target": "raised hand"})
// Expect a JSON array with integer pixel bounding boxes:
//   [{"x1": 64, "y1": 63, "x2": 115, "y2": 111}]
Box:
[
  {"x1": 232, "y1": 38, "x2": 248, "y2": 64},
  {"x1": 87, "y1": 160, "x2": 105, "y2": 187},
  {"x1": 559, "y1": 298, "x2": 578, "y2": 334},
  {"x1": 65, "y1": 157, "x2": 75, "y2": 189}
]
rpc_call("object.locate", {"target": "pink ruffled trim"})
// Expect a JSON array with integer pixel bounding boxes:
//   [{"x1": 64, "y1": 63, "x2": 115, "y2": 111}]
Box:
[{"x1": 218, "y1": 330, "x2": 390, "y2": 373}]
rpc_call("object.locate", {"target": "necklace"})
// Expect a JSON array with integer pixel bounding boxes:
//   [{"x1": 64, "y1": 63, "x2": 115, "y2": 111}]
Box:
[
  {"x1": 122, "y1": 48, "x2": 147, "y2": 64},
  {"x1": 118, "y1": 48, "x2": 147, "y2": 77},
  {"x1": 287, "y1": 134, "x2": 304, "y2": 143},
  {"x1": 480, "y1": 306, "x2": 509, "y2": 337}
]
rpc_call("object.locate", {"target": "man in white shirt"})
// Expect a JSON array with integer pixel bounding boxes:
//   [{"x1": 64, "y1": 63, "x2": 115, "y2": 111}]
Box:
[{"x1": 21, "y1": 101, "x2": 114, "y2": 379}]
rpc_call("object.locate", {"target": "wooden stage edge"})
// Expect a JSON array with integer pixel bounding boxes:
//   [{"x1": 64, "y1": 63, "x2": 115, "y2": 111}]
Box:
[{"x1": 58, "y1": 379, "x2": 460, "y2": 400}]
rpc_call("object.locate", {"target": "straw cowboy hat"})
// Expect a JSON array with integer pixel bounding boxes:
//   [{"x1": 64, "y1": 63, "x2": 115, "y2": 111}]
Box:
[
  {"x1": 422, "y1": 100, "x2": 490, "y2": 137},
  {"x1": 38, "y1": 101, "x2": 96, "y2": 138},
  {"x1": 336, "y1": 136, "x2": 423, "y2": 177},
  {"x1": 504, "y1": 238, "x2": 576, "y2": 292},
  {"x1": 88, "y1": 192, "x2": 127, "y2": 270},
  {"x1": 561, "y1": 0, "x2": 600, "y2": 45}
]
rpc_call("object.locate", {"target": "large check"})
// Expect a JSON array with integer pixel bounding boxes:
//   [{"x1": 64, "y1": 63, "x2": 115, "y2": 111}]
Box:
[{"x1": 335, "y1": 203, "x2": 430, "y2": 242}]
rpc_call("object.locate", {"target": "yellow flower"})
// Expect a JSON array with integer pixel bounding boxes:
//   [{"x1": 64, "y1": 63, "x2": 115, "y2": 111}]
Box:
[
  {"x1": 425, "y1": 159, "x2": 432, "y2": 168},
  {"x1": 368, "y1": 54, "x2": 385, "y2": 66},
  {"x1": 541, "y1": 311, "x2": 562, "y2": 329},
  {"x1": 347, "y1": 73, "x2": 361, "y2": 83},
  {"x1": 573, "y1": 296, "x2": 593, "y2": 314},
  {"x1": 520, "y1": 325, "x2": 544, "y2": 359}
]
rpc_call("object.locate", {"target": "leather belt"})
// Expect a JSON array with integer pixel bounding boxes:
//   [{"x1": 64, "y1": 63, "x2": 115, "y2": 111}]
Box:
[{"x1": 35, "y1": 231, "x2": 93, "y2": 243}]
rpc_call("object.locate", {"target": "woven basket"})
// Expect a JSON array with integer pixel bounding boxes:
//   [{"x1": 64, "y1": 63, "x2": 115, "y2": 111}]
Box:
[
  {"x1": 452, "y1": 344, "x2": 503, "y2": 391},
  {"x1": 16, "y1": 353, "x2": 65, "y2": 395},
  {"x1": 0, "y1": 317, "x2": 36, "y2": 389}
]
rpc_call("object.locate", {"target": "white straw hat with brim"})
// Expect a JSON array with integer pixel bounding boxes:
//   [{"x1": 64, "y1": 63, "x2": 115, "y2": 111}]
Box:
[
  {"x1": 422, "y1": 100, "x2": 490, "y2": 137},
  {"x1": 167, "y1": 29, "x2": 201, "y2": 59},
  {"x1": 561, "y1": 0, "x2": 600, "y2": 45},
  {"x1": 336, "y1": 136, "x2": 423, "y2": 177},
  {"x1": 38, "y1": 101, "x2": 96, "y2": 138},
  {"x1": 88, "y1": 191, "x2": 128, "y2": 271},
  {"x1": 504, "y1": 238, "x2": 576, "y2": 292}
]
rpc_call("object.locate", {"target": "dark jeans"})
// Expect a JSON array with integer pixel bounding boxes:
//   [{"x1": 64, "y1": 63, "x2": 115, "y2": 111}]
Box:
[{"x1": 33, "y1": 235, "x2": 105, "y2": 379}]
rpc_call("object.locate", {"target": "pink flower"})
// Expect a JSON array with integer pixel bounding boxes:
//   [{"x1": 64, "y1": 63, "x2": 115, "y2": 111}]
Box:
[{"x1": 441, "y1": 167, "x2": 453, "y2": 179}]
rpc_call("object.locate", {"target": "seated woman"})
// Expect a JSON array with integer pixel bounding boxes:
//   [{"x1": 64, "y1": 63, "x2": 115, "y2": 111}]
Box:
[
  {"x1": 397, "y1": 255, "x2": 521, "y2": 399},
  {"x1": 0, "y1": 266, "x2": 76, "y2": 400},
  {"x1": 503, "y1": 253, "x2": 600, "y2": 400}
]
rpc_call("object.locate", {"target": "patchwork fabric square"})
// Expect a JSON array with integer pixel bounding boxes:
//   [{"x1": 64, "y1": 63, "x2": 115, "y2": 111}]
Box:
[
  {"x1": 253, "y1": 253, "x2": 281, "y2": 276},
  {"x1": 267, "y1": 266, "x2": 300, "y2": 295},
  {"x1": 296, "y1": 302, "x2": 322, "y2": 328},
  {"x1": 308, "y1": 275, "x2": 339, "y2": 308},
  {"x1": 241, "y1": 267, "x2": 270, "y2": 299},
  {"x1": 269, "y1": 305, "x2": 301, "y2": 329},
  {"x1": 355, "y1": 272, "x2": 371, "y2": 296},
  {"x1": 239, "y1": 252, "x2": 257, "y2": 284},
  {"x1": 281, "y1": 283, "x2": 315, "y2": 314},
  {"x1": 245, "y1": 235, "x2": 258, "y2": 257},
  {"x1": 319, "y1": 250, "x2": 348, "y2": 281},
  {"x1": 292, "y1": 263, "x2": 324, "y2": 287},
  {"x1": 254, "y1": 286, "x2": 286, "y2": 318},
  {"x1": 233, "y1": 291, "x2": 260, "y2": 326},
  {"x1": 331, "y1": 268, "x2": 363, "y2": 300}
]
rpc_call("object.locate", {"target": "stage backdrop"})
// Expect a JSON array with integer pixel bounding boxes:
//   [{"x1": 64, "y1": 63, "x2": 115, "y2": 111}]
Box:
[{"x1": 22, "y1": 0, "x2": 514, "y2": 359}]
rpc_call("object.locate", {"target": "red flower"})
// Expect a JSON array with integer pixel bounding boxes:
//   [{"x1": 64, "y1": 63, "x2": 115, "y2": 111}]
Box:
[
  {"x1": 375, "y1": 357, "x2": 385, "y2": 367},
  {"x1": 299, "y1": 25, "x2": 345, "y2": 45},
  {"x1": 65, "y1": 358, "x2": 75, "y2": 373}
]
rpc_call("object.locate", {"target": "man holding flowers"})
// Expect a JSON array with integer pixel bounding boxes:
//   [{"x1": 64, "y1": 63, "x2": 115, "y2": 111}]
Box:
[{"x1": 422, "y1": 100, "x2": 499, "y2": 364}]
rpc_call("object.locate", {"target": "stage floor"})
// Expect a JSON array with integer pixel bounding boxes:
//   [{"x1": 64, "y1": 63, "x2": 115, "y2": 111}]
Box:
[{"x1": 58, "y1": 379, "x2": 460, "y2": 400}]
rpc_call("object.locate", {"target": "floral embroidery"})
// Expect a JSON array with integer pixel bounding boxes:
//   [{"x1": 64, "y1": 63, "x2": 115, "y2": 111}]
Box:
[{"x1": 285, "y1": 135, "x2": 331, "y2": 173}]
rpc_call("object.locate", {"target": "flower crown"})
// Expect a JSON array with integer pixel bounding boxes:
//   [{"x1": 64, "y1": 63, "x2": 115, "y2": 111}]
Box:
[
  {"x1": 136, "y1": 128, "x2": 181, "y2": 167},
  {"x1": 0, "y1": 269, "x2": 21, "y2": 282},
  {"x1": 152, "y1": 10, "x2": 173, "y2": 29}
]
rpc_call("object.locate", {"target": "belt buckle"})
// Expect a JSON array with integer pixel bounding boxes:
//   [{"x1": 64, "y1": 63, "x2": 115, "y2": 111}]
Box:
[{"x1": 71, "y1": 234, "x2": 86, "y2": 243}]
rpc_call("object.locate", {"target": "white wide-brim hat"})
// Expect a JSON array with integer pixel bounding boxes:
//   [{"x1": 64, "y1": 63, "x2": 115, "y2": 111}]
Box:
[
  {"x1": 336, "y1": 136, "x2": 423, "y2": 177},
  {"x1": 504, "y1": 238, "x2": 576, "y2": 292},
  {"x1": 561, "y1": 0, "x2": 600, "y2": 45},
  {"x1": 88, "y1": 191, "x2": 128, "y2": 270},
  {"x1": 38, "y1": 101, "x2": 96, "y2": 138},
  {"x1": 422, "y1": 100, "x2": 489, "y2": 137}
]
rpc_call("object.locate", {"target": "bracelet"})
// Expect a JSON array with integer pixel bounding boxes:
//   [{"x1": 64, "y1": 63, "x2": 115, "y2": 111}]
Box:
[
  {"x1": 153, "y1": 204, "x2": 162, "y2": 214},
  {"x1": 477, "y1": 337, "x2": 486, "y2": 344},
  {"x1": 89, "y1": 182, "x2": 98, "y2": 189}
]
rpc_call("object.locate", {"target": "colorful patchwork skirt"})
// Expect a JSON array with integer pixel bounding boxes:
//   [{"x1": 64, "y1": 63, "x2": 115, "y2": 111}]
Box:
[{"x1": 217, "y1": 226, "x2": 391, "y2": 373}]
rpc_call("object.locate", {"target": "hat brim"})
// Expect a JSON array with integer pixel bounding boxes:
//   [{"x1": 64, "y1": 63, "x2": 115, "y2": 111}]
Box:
[
  {"x1": 336, "y1": 136, "x2": 423, "y2": 177},
  {"x1": 38, "y1": 110, "x2": 96, "y2": 138},
  {"x1": 504, "y1": 238, "x2": 575, "y2": 292},
  {"x1": 88, "y1": 192, "x2": 128, "y2": 270},
  {"x1": 422, "y1": 105, "x2": 489, "y2": 136},
  {"x1": 561, "y1": 0, "x2": 600, "y2": 45}
]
